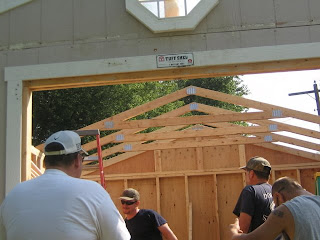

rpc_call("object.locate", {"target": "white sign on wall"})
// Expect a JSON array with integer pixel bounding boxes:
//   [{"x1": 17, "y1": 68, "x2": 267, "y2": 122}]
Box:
[{"x1": 156, "y1": 53, "x2": 194, "y2": 68}]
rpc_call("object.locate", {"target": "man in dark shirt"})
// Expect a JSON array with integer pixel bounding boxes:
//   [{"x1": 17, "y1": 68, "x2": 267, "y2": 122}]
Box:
[
  {"x1": 233, "y1": 156, "x2": 274, "y2": 233},
  {"x1": 119, "y1": 188, "x2": 178, "y2": 240}
]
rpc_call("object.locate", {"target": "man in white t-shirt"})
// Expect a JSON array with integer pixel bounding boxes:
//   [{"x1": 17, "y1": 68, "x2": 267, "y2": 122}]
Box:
[{"x1": 0, "y1": 130, "x2": 130, "y2": 240}]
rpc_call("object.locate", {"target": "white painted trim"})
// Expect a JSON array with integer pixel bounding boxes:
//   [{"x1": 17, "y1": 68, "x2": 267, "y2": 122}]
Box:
[
  {"x1": 4, "y1": 42, "x2": 320, "y2": 192},
  {"x1": 0, "y1": 0, "x2": 34, "y2": 14},
  {"x1": 5, "y1": 42, "x2": 320, "y2": 81},
  {"x1": 125, "y1": 0, "x2": 219, "y2": 33},
  {"x1": 5, "y1": 80, "x2": 22, "y2": 194}
]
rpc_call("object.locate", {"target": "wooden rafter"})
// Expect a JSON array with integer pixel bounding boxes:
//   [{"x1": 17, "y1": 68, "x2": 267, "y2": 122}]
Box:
[{"x1": 35, "y1": 86, "x2": 319, "y2": 178}]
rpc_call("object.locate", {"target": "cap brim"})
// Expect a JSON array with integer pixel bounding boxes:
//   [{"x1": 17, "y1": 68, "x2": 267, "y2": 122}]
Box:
[
  {"x1": 119, "y1": 196, "x2": 136, "y2": 201},
  {"x1": 239, "y1": 166, "x2": 247, "y2": 170},
  {"x1": 81, "y1": 148, "x2": 89, "y2": 156}
]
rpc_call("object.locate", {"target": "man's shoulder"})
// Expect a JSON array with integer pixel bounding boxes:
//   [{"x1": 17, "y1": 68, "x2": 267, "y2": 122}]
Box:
[
  {"x1": 140, "y1": 209, "x2": 159, "y2": 214},
  {"x1": 70, "y1": 178, "x2": 106, "y2": 192},
  {"x1": 139, "y1": 209, "x2": 162, "y2": 218},
  {"x1": 241, "y1": 183, "x2": 271, "y2": 195}
]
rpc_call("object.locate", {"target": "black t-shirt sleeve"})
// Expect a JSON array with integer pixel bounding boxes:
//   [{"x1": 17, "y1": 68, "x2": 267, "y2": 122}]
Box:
[
  {"x1": 233, "y1": 186, "x2": 255, "y2": 217},
  {"x1": 148, "y1": 209, "x2": 167, "y2": 227}
]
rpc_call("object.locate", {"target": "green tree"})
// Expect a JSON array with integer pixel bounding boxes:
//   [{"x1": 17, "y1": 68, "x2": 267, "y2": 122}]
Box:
[
  {"x1": 32, "y1": 81, "x2": 182, "y2": 145},
  {"x1": 32, "y1": 77, "x2": 248, "y2": 145},
  {"x1": 177, "y1": 76, "x2": 249, "y2": 113}
]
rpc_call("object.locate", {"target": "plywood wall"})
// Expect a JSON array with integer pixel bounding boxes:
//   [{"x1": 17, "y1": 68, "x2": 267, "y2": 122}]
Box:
[{"x1": 102, "y1": 143, "x2": 320, "y2": 240}]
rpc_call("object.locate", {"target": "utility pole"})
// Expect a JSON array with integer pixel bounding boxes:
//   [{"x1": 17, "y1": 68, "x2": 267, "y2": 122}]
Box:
[{"x1": 288, "y1": 81, "x2": 320, "y2": 116}]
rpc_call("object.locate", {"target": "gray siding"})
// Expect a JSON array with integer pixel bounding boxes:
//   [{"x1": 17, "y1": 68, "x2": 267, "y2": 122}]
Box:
[{"x1": 0, "y1": 0, "x2": 320, "y2": 200}]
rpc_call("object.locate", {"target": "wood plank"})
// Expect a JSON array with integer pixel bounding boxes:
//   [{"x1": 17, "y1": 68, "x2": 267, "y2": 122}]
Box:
[
  {"x1": 254, "y1": 143, "x2": 320, "y2": 161},
  {"x1": 154, "y1": 150, "x2": 162, "y2": 172},
  {"x1": 112, "y1": 125, "x2": 273, "y2": 142},
  {"x1": 196, "y1": 87, "x2": 320, "y2": 125},
  {"x1": 239, "y1": 145, "x2": 247, "y2": 187},
  {"x1": 196, "y1": 102, "x2": 320, "y2": 140},
  {"x1": 128, "y1": 179, "x2": 158, "y2": 211},
  {"x1": 252, "y1": 119, "x2": 320, "y2": 140},
  {"x1": 296, "y1": 169, "x2": 301, "y2": 184},
  {"x1": 217, "y1": 174, "x2": 243, "y2": 240},
  {"x1": 106, "y1": 112, "x2": 284, "y2": 130},
  {"x1": 36, "y1": 99, "x2": 192, "y2": 152},
  {"x1": 238, "y1": 145, "x2": 247, "y2": 167},
  {"x1": 196, "y1": 138, "x2": 204, "y2": 170},
  {"x1": 80, "y1": 162, "x2": 320, "y2": 181},
  {"x1": 156, "y1": 177, "x2": 161, "y2": 213},
  {"x1": 267, "y1": 133, "x2": 320, "y2": 152},
  {"x1": 28, "y1": 58, "x2": 320, "y2": 91},
  {"x1": 300, "y1": 168, "x2": 320, "y2": 194},
  {"x1": 160, "y1": 177, "x2": 187, "y2": 240},
  {"x1": 82, "y1": 105, "x2": 191, "y2": 151},
  {"x1": 120, "y1": 135, "x2": 271, "y2": 152},
  {"x1": 188, "y1": 175, "x2": 217, "y2": 240},
  {"x1": 189, "y1": 203, "x2": 192, "y2": 240},
  {"x1": 81, "y1": 88, "x2": 189, "y2": 130},
  {"x1": 31, "y1": 161, "x2": 42, "y2": 176},
  {"x1": 185, "y1": 176, "x2": 190, "y2": 239},
  {"x1": 213, "y1": 174, "x2": 220, "y2": 240}
]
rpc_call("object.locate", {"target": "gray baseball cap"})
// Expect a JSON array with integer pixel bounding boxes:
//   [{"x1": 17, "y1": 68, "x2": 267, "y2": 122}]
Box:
[{"x1": 119, "y1": 188, "x2": 140, "y2": 201}]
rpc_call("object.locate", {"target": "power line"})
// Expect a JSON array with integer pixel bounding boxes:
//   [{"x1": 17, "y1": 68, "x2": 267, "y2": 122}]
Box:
[{"x1": 288, "y1": 81, "x2": 320, "y2": 116}]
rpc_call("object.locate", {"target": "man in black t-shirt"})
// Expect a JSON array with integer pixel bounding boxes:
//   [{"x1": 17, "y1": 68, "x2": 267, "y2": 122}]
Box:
[
  {"x1": 119, "y1": 188, "x2": 178, "y2": 240},
  {"x1": 233, "y1": 156, "x2": 275, "y2": 233}
]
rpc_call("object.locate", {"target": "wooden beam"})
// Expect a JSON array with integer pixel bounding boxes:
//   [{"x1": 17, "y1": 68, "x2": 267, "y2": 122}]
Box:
[
  {"x1": 119, "y1": 135, "x2": 271, "y2": 152},
  {"x1": 111, "y1": 125, "x2": 274, "y2": 142},
  {"x1": 106, "y1": 112, "x2": 284, "y2": 130},
  {"x1": 251, "y1": 119, "x2": 320, "y2": 140},
  {"x1": 81, "y1": 161, "x2": 320, "y2": 181},
  {"x1": 154, "y1": 150, "x2": 162, "y2": 172},
  {"x1": 254, "y1": 143, "x2": 320, "y2": 161},
  {"x1": 267, "y1": 133, "x2": 320, "y2": 152},
  {"x1": 196, "y1": 138, "x2": 204, "y2": 170},
  {"x1": 156, "y1": 177, "x2": 161, "y2": 213},
  {"x1": 27, "y1": 58, "x2": 320, "y2": 91},
  {"x1": 213, "y1": 174, "x2": 220, "y2": 240},
  {"x1": 196, "y1": 103, "x2": 320, "y2": 140},
  {"x1": 196, "y1": 87, "x2": 320, "y2": 125}
]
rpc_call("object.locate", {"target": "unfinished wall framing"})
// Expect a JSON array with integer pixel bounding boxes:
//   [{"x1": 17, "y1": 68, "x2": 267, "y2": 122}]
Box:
[{"x1": 30, "y1": 85, "x2": 320, "y2": 239}]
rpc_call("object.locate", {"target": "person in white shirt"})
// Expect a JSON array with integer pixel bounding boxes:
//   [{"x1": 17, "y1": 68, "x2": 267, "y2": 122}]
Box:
[{"x1": 0, "y1": 130, "x2": 130, "y2": 240}]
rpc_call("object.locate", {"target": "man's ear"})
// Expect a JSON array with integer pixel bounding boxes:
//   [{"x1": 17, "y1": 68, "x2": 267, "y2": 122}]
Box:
[
  {"x1": 275, "y1": 192, "x2": 286, "y2": 205},
  {"x1": 249, "y1": 170, "x2": 255, "y2": 179},
  {"x1": 74, "y1": 154, "x2": 81, "y2": 168}
]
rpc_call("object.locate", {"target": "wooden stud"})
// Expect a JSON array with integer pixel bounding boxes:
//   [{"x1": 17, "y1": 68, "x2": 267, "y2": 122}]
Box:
[
  {"x1": 271, "y1": 170, "x2": 276, "y2": 183},
  {"x1": 213, "y1": 174, "x2": 221, "y2": 240},
  {"x1": 296, "y1": 169, "x2": 301, "y2": 184},
  {"x1": 156, "y1": 177, "x2": 161, "y2": 214},
  {"x1": 196, "y1": 138, "x2": 204, "y2": 170},
  {"x1": 188, "y1": 202, "x2": 192, "y2": 240},
  {"x1": 185, "y1": 175, "x2": 190, "y2": 234},
  {"x1": 154, "y1": 150, "x2": 162, "y2": 172},
  {"x1": 124, "y1": 179, "x2": 128, "y2": 189}
]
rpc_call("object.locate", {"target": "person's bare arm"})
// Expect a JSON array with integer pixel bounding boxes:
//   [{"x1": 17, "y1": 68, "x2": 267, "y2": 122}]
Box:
[
  {"x1": 238, "y1": 212, "x2": 252, "y2": 233},
  {"x1": 158, "y1": 223, "x2": 178, "y2": 240},
  {"x1": 230, "y1": 205, "x2": 294, "y2": 240}
]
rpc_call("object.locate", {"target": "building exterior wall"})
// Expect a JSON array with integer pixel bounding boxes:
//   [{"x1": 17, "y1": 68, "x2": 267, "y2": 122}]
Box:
[{"x1": 0, "y1": 0, "x2": 320, "y2": 200}]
